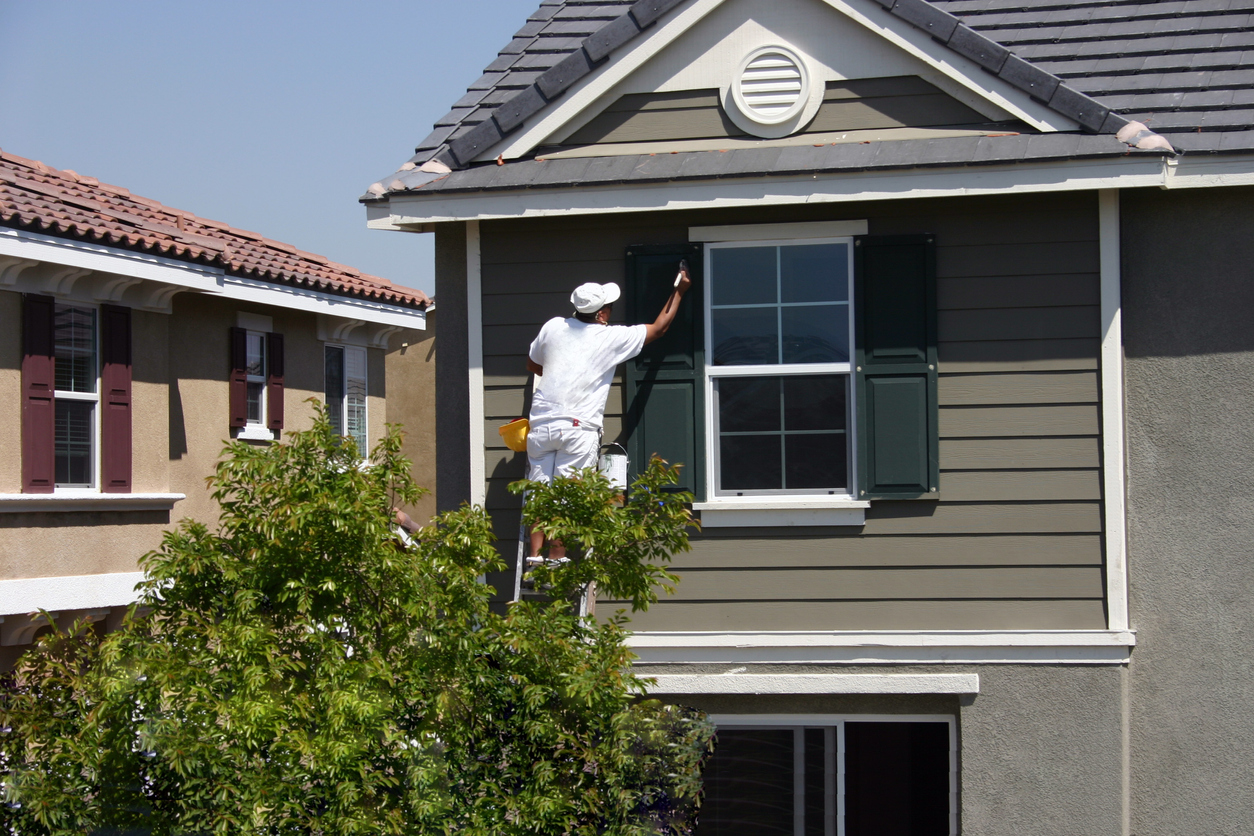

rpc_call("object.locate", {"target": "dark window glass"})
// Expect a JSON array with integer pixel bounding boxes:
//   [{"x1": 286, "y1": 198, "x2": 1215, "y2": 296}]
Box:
[
  {"x1": 719, "y1": 377, "x2": 779, "y2": 433},
  {"x1": 785, "y1": 433, "x2": 847, "y2": 490},
  {"x1": 712, "y1": 307, "x2": 779, "y2": 366},
  {"x1": 245, "y1": 333, "x2": 266, "y2": 378},
  {"x1": 783, "y1": 376, "x2": 846, "y2": 431},
  {"x1": 781, "y1": 305, "x2": 848, "y2": 364},
  {"x1": 55, "y1": 400, "x2": 93, "y2": 486},
  {"x1": 697, "y1": 729, "x2": 795, "y2": 836},
  {"x1": 845, "y1": 723, "x2": 951, "y2": 836},
  {"x1": 53, "y1": 305, "x2": 96, "y2": 394},
  {"x1": 712, "y1": 246, "x2": 777, "y2": 306},
  {"x1": 246, "y1": 382, "x2": 264, "y2": 424},
  {"x1": 720, "y1": 434, "x2": 782, "y2": 491},
  {"x1": 781, "y1": 243, "x2": 847, "y2": 304},
  {"x1": 325, "y1": 346, "x2": 345, "y2": 436}
]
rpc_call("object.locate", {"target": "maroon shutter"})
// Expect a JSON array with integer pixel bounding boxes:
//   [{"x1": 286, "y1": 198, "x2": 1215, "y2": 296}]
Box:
[
  {"x1": 21, "y1": 295, "x2": 56, "y2": 493},
  {"x1": 229, "y1": 327, "x2": 247, "y2": 428},
  {"x1": 267, "y1": 331, "x2": 284, "y2": 431},
  {"x1": 100, "y1": 304, "x2": 132, "y2": 493}
]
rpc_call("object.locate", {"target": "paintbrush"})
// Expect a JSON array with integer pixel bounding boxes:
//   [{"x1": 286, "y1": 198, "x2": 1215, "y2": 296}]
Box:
[{"x1": 674, "y1": 258, "x2": 689, "y2": 288}]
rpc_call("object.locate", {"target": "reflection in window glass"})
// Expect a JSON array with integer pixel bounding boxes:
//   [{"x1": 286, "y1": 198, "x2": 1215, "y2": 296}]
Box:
[
  {"x1": 55, "y1": 401, "x2": 93, "y2": 487},
  {"x1": 54, "y1": 306, "x2": 96, "y2": 393},
  {"x1": 780, "y1": 243, "x2": 848, "y2": 303},
  {"x1": 699, "y1": 729, "x2": 796, "y2": 836},
  {"x1": 345, "y1": 347, "x2": 367, "y2": 453},
  {"x1": 711, "y1": 246, "x2": 776, "y2": 306},
  {"x1": 781, "y1": 306, "x2": 848, "y2": 364},
  {"x1": 696, "y1": 721, "x2": 954, "y2": 836},
  {"x1": 245, "y1": 332, "x2": 267, "y2": 425},
  {"x1": 716, "y1": 375, "x2": 848, "y2": 493},
  {"x1": 325, "y1": 346, "x2": 345, "y2": 435},
  {"x1": 712, "y1": 307, "x2": 779, "y2": 366}
]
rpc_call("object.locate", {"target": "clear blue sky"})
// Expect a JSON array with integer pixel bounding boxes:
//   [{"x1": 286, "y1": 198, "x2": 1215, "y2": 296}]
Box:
[{"x1": 0, "y1": 1, "x2": 534, "y2": 296}]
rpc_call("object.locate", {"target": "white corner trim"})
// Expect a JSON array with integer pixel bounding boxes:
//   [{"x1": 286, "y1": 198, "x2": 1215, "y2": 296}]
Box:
[
  {"x1": 1099, "y1": 190, "x2": 1129, "y2": 632},
  {"x1": 629, "y1": 629, "x2": 1137, "y2": 665},
  {"x1": 645, "y1": 672, "x2": 979, "y2": 695},
  {"x1": 690, "y1": 220, "x2": 869, "y2": 242},
  {"x1": 0, "y1": 493, "x2": 185, "y2": 513},
  {"x1": 0, "y1": 572, "x2": 146, "y2": 617},
  {"x1": 467, "y1": 220, "x2": 486, "y2": 508}
]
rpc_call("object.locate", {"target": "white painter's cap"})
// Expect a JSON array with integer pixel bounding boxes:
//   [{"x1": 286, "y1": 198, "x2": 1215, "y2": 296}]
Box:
[{"x1": 571, "y1": 282, "x2": 621, "y2": 314}]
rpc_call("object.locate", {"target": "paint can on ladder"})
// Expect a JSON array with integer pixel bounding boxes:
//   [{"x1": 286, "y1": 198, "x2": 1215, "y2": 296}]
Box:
[{"x1": 598, "y1": 443, "x2": 629, "y2": 493}]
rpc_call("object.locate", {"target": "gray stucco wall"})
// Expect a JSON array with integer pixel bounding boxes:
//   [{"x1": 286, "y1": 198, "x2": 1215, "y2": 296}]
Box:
[
  {"x1": 648, "y1": 663, "x2": 1125, "y2": 836},
  {"x1": 1122, "y1": 185, "x2": 1254, "y2": 836}
]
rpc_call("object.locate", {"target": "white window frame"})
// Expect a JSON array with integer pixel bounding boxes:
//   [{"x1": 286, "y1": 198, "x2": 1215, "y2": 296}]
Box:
[
  {"x1": 707, "y1": 713, "x2": 959, "y2": 836},
  {"x1": 697, "y1": 235, "x2": 868, "y2": 525},
  {"x1": 235, "y1": 329, "x2": 275, "y2": 441},
  {"x1": 324, "y1": 343, "x2": 368, "y2": 454},
  {"x1": 52, "y1": 302, "x2": 100, "y2": 493}
]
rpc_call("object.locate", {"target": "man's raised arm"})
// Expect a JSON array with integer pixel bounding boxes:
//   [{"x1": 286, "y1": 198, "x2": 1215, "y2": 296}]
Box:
[{"x1": 644, "y1": 265, "x2": 693, "y2": 345}]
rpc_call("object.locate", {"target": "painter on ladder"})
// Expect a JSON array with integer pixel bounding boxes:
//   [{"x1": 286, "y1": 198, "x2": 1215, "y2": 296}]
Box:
[{"x1": 525, "y1": 263, "x2": 693, "y2": 561}]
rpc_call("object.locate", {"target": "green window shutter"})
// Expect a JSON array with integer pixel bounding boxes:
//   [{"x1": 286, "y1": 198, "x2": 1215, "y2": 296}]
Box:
[
  {"x1": 624, "y1": 243, "x2": 705, "y2": 497},
  {"x1": 854, "y1": 234, "x2": 939, "y2": 500}
]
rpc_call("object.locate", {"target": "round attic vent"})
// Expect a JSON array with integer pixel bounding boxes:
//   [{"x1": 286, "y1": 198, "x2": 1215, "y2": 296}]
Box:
[{"x1": 733, "y1": 46, "x2": 809, "y2": 126}]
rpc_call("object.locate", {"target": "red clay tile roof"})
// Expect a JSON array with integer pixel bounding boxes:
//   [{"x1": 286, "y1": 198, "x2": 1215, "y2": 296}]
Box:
[{"x1": 0, "y1": 148, "x2": 430, "y2": 310}]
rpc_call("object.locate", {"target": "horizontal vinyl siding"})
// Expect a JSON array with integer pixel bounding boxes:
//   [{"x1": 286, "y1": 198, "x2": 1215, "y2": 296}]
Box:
[{"x1": 478, "y1": 193, "x2": 1106, "y2": 631}]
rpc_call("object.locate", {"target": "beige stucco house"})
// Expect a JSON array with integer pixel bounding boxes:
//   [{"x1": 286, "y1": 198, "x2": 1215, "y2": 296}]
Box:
[{"x1": 0, "y1": 149, "x2": 436, "y2": 667}]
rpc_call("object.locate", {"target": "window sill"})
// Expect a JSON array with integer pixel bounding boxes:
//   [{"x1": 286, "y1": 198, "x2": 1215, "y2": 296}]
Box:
[
  {"x1": 693, "y1": 498, "x2": 870, "y2": 527},
  {"x1": 235, "y1": 424, "x2": 277, "y2": 441},
  {"x1": 0, "y1": 493, "x2": 186, "y2": 513}
]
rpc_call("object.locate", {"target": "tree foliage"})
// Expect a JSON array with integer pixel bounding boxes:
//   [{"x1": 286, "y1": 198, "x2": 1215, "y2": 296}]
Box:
[{"x1": 0, "y1": 407, "x2": 714, "y2": 835}]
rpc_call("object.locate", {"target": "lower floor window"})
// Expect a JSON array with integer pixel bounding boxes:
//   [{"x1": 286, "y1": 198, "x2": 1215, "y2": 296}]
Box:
[
  {"x1": 325, "y1": 345, "x2": 367, "y2": 452},
  {"x1": 698, "y1": 718, "x2": 955, "y2": 836}
]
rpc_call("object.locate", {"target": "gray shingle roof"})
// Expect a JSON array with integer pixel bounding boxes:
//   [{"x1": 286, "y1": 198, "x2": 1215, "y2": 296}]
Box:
[{"x1": 365, "y1": 0, "x2": 1251, "y2": 202}]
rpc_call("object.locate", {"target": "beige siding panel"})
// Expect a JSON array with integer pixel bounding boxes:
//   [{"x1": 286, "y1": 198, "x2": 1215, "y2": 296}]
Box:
[
  {"x1": 603, "y1": 90, "x2": 723, "y2": 112},
  {"x1": 482, "y1": 292, "x2": 572, "y2": 326},
  {"x1": 484, "y1": 324, "x2": 553, "y2": 358},
  {"x1": 672, "y1": 534, "x2": 1102, "y2": 568},
  {"x1": 481, "y1": 226, "x2": 680, "y2": 265},
  {"x1": 874, "y1": 194, "x2": 1097, "y2": 246},
  {"x1": 939, "y1": 470, "x2": 1101, "y2": 501},
  {"x1": 862, "y1": 501, "x2": 1102, "y2": 534},
  {"x1": 483, "y1": 356, "x2": 531, "y2": 387},
  {"x1": 937, "y1": 241, "x2": 1100, "y2": 277},
  {"x1": 939, "y1": 306, "x2": 1100, "y2": 342},
  {"x1": 938, "y1": 338, "x2": 1099, "y2": 372},
  {"x1": 940, "y1": 404, "x2": 1099, "y2": 437},
  {"x1": 807, "y1": 94, "x2": 987, "y2": 133},
  {"x1": 940, "y1": 437, "x2": 1101, "y2": 469},
  {"x1": 565, "y1": 107, "x2": 742, "y2": 145},
  {"x1": 937, "y1": 274, "x2": 1099, "y2": 310},
  {"x1": 938, "y1": 371, "x2": 1098, "y2": 406},
  {"x1": 663, "y1": 566, "x2": 1102, "y2": 601},
  {"x1": 616, "y1": 599, "x2": 1107, "y2": 631}
]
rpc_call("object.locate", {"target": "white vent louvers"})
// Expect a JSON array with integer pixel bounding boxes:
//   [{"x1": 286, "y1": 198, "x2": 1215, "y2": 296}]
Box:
[
  {"x1": 724, "y1": 45, "x2": 821, "y2": 139},
  {"x1": 737, "y1": 50, "x2": 806, "y2": 123}
]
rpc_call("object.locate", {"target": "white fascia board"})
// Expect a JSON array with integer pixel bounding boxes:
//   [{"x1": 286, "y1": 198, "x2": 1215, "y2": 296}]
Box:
[
  {"x1": 0, "y1": 226, "x2": 222, "y2": 290},
  {"x1": 1161, "y1": 152, "x2": 1254, "y2": 188},
  {"x1": 0, "y1": 572, "x2": 145, "y2": 616},
  {"x1": 383, "y1": 156, "x2": 1169, "y2": 225},
  {"x1": 645, "y1": 672, "x2": 979, "y2": 695},
  {"x1": 629, "y1": 629, "x2": 1137, "y2": 665},
  {"x1": 0, "y1": 227, "x2": 425, "y2": 330}
]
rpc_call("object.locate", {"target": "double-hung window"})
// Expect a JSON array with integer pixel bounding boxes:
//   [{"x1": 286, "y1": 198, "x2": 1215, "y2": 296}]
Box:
[
  {"x1": 324, "y1": 344, "x2": 367, "y2": 452},
  {"x1": 229, "y1": 323, "x2": 284, "y2": 439},
  {"x1": 22, "y1": 294, "x2": 132, "y2": 494},
  {"x1": 53, "y1": 304, "x2": 98, "y2": 488},
  {"x1": 706, "y1": 240, "x2": 854, "y2": 497}
]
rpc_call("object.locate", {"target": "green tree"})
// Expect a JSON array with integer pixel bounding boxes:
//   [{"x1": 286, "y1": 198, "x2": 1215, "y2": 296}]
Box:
[{"x1": 0, "y1": 407, "x2": 713, "y2": 835}]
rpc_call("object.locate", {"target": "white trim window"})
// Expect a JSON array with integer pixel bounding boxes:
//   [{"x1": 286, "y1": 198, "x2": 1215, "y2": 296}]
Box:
[
  {"x1": 52, "y1": 303, "x2": 98, "y2": 489},
  {"x1": 704, "y1": 715, "x2": 957, "y2": 836},
  {"x1": 705, "y1": 238, "x2": 856, "y2": 498},
  {"x1": 324, "y1": 344, "x2": 367, "y2": 452},
  {"x1": 243, "y1": 330, "x2": 268, "y2": 428}
]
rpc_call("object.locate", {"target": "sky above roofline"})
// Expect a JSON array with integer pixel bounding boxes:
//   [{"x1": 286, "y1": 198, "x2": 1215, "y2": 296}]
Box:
[{"x1": 0, "y1": 0, "x2": 536, "y2": 296}]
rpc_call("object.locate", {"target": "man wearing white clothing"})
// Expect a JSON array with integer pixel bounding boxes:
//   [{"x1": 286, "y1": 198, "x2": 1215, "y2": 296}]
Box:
[{"x1": 525, "y1": 266, "x2": 692, "y2": 558}]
